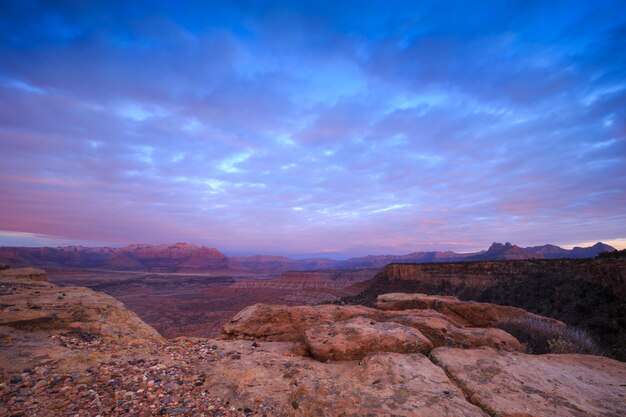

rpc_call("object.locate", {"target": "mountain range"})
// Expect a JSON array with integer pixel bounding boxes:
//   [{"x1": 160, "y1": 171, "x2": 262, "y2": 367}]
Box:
[{"x1": 0, "y1": 241, "x2": 616, "y2": 272}]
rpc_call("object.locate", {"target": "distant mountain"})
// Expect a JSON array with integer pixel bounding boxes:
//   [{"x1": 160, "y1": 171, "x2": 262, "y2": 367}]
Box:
[
  {"x1": 0, "y1": 241, "x2": 616, "y2": 271},
  {"x1": 465, "y1": 242, "x2": 537, "y2": 261},
  {"x1": 466, "y1": 242, "x2": 616, "y2": 261},
  {"x1": 337, "y1": 251, "x2": 473, "y2": 269},
  {"x1": 569, "y1": 242, "x2": 617, "y2": 258},
  {"x1": 0, "y1": 242, "x2": 230, "y2": 272}
]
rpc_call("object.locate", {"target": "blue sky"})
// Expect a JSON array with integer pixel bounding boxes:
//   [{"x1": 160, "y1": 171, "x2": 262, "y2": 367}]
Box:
[{"x1": 0, "y1": 1, "x2": 625, "y2": 256}]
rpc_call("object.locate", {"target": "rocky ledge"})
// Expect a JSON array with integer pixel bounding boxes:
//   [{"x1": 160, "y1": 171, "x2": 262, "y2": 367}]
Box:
[{"x1": 1, "y1": 269, "x2": 625, "y2": 417}]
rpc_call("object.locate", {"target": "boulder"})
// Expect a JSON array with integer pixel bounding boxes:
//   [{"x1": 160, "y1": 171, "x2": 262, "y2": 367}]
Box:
[
  {"x1": 304, "y1": 317, "x2": 434, "y2": 361},
  {"x1": 377, "y1": 293, "x2": 565, "y2": 328},
  {"x1": 222, "y1": 302, "x2": 523, "y2": 353},
  {"x1": 0, "y1": 267, "x2": 47, "y2": 282},
  {"x1": 222, "y1": 303, "x2": 377, "y2": 341},
  {"x1": 431, "y1": 347, "x2": 626, "y2": 417}
]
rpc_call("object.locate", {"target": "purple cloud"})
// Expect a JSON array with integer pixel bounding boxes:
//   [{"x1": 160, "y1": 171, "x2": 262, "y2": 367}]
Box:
[{"x1": 0, "y1": 1, "x2": 625, "y2": 256}]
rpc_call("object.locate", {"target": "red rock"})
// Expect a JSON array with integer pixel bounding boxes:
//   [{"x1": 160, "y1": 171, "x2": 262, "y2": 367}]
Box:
[
  {"x1": 376, "y1": 293, "x2": 565, "y2": 328},
  {"x1": 304, "y1": 317, "x2": 433, "y2": 361}
]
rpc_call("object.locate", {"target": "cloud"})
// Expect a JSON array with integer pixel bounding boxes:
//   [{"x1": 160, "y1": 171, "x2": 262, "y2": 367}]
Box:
[{"x1": 0, "y1": 1, "x2": 625, "y2": 255}]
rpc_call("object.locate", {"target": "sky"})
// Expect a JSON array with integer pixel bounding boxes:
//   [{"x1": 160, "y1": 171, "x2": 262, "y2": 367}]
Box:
[{"x1": 0, "y1": 1, "x2": 625, "y2": 257}]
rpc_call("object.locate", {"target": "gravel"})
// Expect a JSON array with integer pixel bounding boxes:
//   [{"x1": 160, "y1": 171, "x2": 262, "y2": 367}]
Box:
[{"x1": 1, "y1": 338, "x2": 251, "y2": 417}]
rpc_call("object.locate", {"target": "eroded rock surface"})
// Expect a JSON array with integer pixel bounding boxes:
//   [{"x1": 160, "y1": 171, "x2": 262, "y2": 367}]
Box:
[
  {"x1": 2, "y1": 274, "x2": 625, "y2": 417},
  {"x1": 304, "y1": 316, "x2": 433, "y2": 361},
  {"x1": 203, "y1": 340, "x2": 488, "y2": 417},
  {"x1": 0, "y1": 270, "x2": 162, "y2": 373},
  {"x1": 431, "y1": 346, "x2": 626, "y2": 417},
  {"x1": 223, "y1": 302, "x2": 522, "y2": 352},
  {"x1": 377, "y1": 292, "x2": 565, "y2": 328}
]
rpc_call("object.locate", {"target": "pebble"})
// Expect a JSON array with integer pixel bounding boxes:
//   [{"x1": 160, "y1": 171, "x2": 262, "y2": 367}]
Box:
[{"x1": 1, "y1": 339, "x2": 249, "y2": 417}]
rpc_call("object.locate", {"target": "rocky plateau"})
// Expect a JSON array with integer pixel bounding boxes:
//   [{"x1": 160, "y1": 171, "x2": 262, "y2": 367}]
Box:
[{"x1": 1, "y1": 267, "x2": 625, "y2": 417}]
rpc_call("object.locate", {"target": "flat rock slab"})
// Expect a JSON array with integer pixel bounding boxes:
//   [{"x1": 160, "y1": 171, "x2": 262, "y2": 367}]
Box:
[
  {"x1": 431, "y1": 347, "x2": 626, "y2": 417},
  {"x1": 304, "y1": 316, "x2": 433, "y2": 361},
  {"x1": 204, "y1": 340, "x2": 488, "y2": 417}
]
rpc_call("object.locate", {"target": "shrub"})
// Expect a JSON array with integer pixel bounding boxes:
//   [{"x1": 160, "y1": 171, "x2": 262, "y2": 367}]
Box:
[{"x1": 496, "y1": 316, "x2": 603, "y2": 356}]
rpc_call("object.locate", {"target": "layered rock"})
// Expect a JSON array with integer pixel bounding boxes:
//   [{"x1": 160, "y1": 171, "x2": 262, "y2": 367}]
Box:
[
  {"x1": 222, "y1": 302, "x2": 523, "y2": 352},
  {"x1": 360, "y1": 258, "x2": 626, "y2": 301},
  {"x1": 376, "y1": 292, "x2": 564, "y2": 328},
  {"x1": 228, "y1": 269, "x2": 376, "y2": 303},
  {"x1": 214, "y1": 297, "x2": 625, "y2": 416},
  {"x1": 2, "y1": 273, "x2": 625, "y2": 417},
  {"x1": 0, "y1": 268, "x2": 162, "y2": 373},
  {"x1": 0, "y1": 243, "x2": 231, "y2": 271}
]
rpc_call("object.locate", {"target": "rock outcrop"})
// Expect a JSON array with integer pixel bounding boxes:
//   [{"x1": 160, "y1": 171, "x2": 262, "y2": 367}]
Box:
[
  {"x1": 212, "y1": 297, "x2": 625, "y2": 416},
  {"x1": 376, "y1": 292, "x2": 565, "y2": 328},
  {"x1": 222, "y1": 302, "x2": 523, "y2": 352},
  {"x1": 304, "y1": 317, "x2": 434, "y2": 361},
  {"x1": 344, "y1": 259, "x2": 626, "y2": 360},
  {"x1": 203, "y1": 341, "x2": 489, "y2": 417},
  {"x1": 2, "y1": 270, "x2": 625, "y2": 417},
  {"x1": 0, "y1": 268, "x2": 162, "y2": 374}
]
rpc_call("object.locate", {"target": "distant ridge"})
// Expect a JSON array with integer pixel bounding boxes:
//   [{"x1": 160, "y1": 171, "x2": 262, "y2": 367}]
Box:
[
  {"x1": 0, "y1": 241, "x2": 616, "y2": 271},
  {"x1": 465, "y1": 241, "x2": 616, "y2": 261}
]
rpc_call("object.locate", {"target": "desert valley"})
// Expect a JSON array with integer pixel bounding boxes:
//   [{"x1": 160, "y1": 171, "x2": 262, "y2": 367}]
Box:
[
  {"x1": 2, "y1": 1, "x2": 626, "y2": 416},
  {"x1": 1, "y1": 242, "x2": 626, "y2": 416}
]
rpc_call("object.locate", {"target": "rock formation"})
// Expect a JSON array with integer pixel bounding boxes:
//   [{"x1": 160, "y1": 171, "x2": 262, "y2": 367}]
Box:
[
  {"x1": 0, "y1": 241, "x2": 615, "y2": 272},
  {"x1": 0, "y1": 243, "x2": 231, "y2": 271},
  {"x1": 342, "y1": 258, "x2": 626, "y2": 360},
  {"x1": 0, "y1": 268, "x2": 162, "y2": 374},
  {"x1": 221, "y1": 302, "x2": 523, "y2": 353},
  {"x1": 210, "y1": 296, "x2": 625, "y2": 416},
  {"x1": 376, "y1": 292, "x2": 565, "y2": 328},
  {"x1": 2, "y1": 268, "x2": 625, "y2": 417}
]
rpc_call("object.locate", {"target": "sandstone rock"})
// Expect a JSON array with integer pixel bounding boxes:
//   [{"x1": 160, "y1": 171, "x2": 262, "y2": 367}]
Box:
[
  {"x1": 222, "y1": 302, "x2": 523, "y2": 353},
  {"x1": 377, "y1": 293, "x2": 565, "y2": 328},
  {"x1": 204, "y1": 340, "x2": 488, "y2": 417},
  {"x1": 304, "y1": 317, "x2": 433, "y2": 361},
  {"x1": 0, "y1": 267, "x2": 47, "y2": 282},
  {"x1": 0, "y1": 272, "x2": 163, "y2": 373},
  {"x1": 222, "y1": 303, "x2": 376, "y2": 341},
  {"x1": 430, "y1": 347, "x2": 626, "y2": 417}
]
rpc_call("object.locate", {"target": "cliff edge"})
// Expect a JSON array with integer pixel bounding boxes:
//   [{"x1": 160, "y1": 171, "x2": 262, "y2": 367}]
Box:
[{"x1": 1, "y1": 268, "x2": 625, "y2": 417}]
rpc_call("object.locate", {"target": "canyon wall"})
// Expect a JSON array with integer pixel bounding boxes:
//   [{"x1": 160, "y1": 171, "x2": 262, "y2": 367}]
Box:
[
  {"x1": 372, "y1": 258, "x2": 626, "y2": 300},
  {"x1": 345, "y1": 258, "x2": 626, "y2": 360}
]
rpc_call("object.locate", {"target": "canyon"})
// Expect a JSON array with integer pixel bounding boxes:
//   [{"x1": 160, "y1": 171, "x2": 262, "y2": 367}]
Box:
[
  {"x1": 43, "y1": 267, "x2": 378, "y2": 338},
  {"x1": 1, "y1": 268, "x2": 625, "y2": 416},
  {"x1": 343, "y1": 258, "x2": 626, "y2": 360},
  {"x1": 0, "y1": 241, "x2": 615, "y2": 272},
  {"x1": 0, "y1": 241, "x2": 622, "y2": 355}
]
